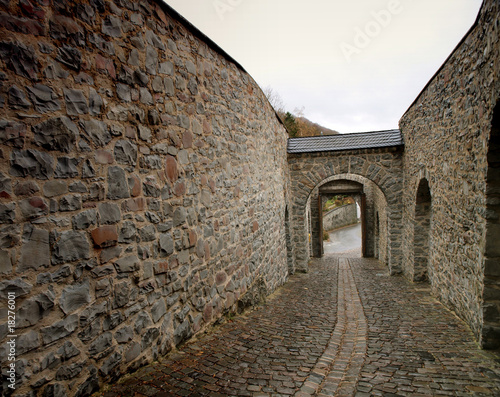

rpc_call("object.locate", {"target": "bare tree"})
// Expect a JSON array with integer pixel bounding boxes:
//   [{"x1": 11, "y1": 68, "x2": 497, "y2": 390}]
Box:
[
  {"x1": 293, "y1": 106, "x2": 305, "y2": 118},
  {"x1": 263, "y1": 86, "x2": 285, "y2": 115}
]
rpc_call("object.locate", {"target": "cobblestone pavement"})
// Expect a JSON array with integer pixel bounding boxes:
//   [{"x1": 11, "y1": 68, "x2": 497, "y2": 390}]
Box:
[{"x1": 95, "y1": 257, "x2": 500, "y2": 396}]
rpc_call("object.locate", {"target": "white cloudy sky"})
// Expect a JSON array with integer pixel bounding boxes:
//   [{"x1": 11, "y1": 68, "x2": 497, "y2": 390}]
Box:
[{"x1": 164, "y1": 0, "x2": 483, "y2": 134}]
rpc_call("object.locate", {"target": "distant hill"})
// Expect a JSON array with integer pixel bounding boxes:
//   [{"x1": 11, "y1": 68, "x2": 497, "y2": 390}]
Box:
[
  {"x1": 296, "y1": 116, "x2": 339, "y2": 137},
  {"x1": 263, "y1": 86, "x2": 339, "y2": 137},
  {"x1": 279, "y1": 111, "x2": 339, "y2": 138}
]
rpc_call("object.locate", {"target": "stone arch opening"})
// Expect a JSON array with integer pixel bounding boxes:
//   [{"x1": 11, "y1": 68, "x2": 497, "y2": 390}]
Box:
[
  {"x1": 304, "y1": 173, "x2": 389, "y2": 264},
  {"x1": 285, "y1": 206, "x2": 294, "y2": 275},
  {"x1": 413, "y1": 178, "x2": 432, "y2": 282},
  {"x1": 483, "y1": 100, "x2": 500, "y2": 349}
]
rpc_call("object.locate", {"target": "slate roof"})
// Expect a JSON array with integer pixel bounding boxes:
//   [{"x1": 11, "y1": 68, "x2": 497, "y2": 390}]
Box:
[{"x1": 287, "y1": 129, "x2": 404, "y2": 154}]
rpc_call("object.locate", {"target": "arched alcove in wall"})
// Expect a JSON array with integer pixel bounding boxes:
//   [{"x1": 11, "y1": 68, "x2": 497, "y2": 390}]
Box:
[
  {"x1": 284, "y1": 206, "x2": 294, "y2": 275},
  {"x1": 483, "y1": 100, "x2": 500, "y2": 349},
  {"x1": 413, "y1": 178, "x2": 432, "y2": 282}
]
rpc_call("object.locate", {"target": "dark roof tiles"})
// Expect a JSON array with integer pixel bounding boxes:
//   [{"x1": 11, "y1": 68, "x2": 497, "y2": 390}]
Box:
[{"x1": 287, "y1": 129, "x2": 404, "y2": 154}]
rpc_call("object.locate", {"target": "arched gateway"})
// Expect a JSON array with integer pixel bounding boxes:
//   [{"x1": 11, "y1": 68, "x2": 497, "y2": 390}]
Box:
[{"x1": 287, "y1": 130, "x2": 404, "y2": 274}]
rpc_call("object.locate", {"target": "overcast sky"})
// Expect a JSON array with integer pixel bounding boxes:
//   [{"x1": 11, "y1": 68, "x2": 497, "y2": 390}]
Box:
[{"x1": 164, "y1": 0, "x2": 483, "y2": 134}]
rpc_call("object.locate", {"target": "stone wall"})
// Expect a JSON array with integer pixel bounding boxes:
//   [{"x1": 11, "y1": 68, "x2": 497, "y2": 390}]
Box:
[
  {"x1": 399, "y1": 0, "x2": 499, "y2": 347},
  {"x1": 0, "y1": 0, "x2": 291, "y2": 395},
  {"x1": 323, "y1": 203, "x2": 358, "y2": 232},
  {"x1": 288, "y1": 148, "x2": 403, "y2": 273}
]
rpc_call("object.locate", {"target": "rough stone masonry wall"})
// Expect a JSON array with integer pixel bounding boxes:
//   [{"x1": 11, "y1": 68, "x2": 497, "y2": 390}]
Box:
[
  {"x1": 322, "y1": 203, "x2": 358, "y2": 232},
  {"x1": 400, "y1": 0, "x2": 499, "y2": 346},
  {"x1": 0, "y1": 0, "x2": 291, "y2": 395}
]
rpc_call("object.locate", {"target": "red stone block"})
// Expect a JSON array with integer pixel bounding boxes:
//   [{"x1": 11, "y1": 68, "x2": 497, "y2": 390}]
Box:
[
  {"x1": 204, "y1": 241, "x2": 210, "y2": 260},
  {"x1": 209, "y1": 179, "x2": 216, "y2": 193},
  {"x1": 203, "y1": 303, "x2": 212, "y2": 323},
  {"x1": 121, "y1": 198, "x2": 146, "y2": 212},
  {"x1": 182, "y1": 130, "x2": 193, "y2": 149},
  {"x1": 189, "y1": 230, "x2": 197, "y2": 247},
  {"x1": 154, "y1": 261, "x2": 169, "y2": 275},
  {"x1": 96, "y1": 54, "x2": 116, "y2": 79},
  {"x1": 0, "y1": 12, "x2": 45, "y2": 36},
  {"x1": 173, "y1": 181, "x2": 185, "y2": 197},
  {"x1": 154, "y1": 4, "x2": 169, "y2": 27},
  {"x1": 29, "y1": 196, "x2": 48, "y2": 211},
  {"x1": 128, "y1": 174, "x2": 142, "y2": 197},
  {"x1": 165, "y1": 155, "x2": 178, "y2": 183},
  {"x1": 95, "y1": 149, "x2": 114, "y2": 164},
  {"x1": 177, "y1": 92, "x2": 193, "y2": 103},
  {"x1": 91, "y1": 225, "x2": 118, "y2": 248}
]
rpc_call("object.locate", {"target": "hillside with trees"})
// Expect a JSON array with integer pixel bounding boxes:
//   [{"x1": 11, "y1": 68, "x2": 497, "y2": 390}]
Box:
[{"x1": 264, "y1": 87, "x2": 339, "y2": 138}]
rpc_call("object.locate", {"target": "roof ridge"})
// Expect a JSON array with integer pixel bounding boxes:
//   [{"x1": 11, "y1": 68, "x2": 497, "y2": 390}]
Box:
[
  {"x1": 288, "y1": 129, "x2": 400, "y2": 141},
  {"x1": 287, "y1": 129, "x2": 404, "y2": 154}
]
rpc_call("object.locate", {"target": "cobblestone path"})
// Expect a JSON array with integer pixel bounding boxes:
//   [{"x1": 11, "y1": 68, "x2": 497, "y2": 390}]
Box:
[
  {"x1": 299, "y1": 259, "x2": 367, "y2": 396},
  {"x1": 95, "y1": 258, "x2": 500, "y2": 396}
]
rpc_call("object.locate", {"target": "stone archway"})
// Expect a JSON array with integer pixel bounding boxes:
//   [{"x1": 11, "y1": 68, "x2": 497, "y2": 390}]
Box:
[
  {"x1": 306, "y1": 174, "x2": 388, "y2": 262},
  {"x1": 288, "y1": 149, "x2": 403, "y2": 274}
]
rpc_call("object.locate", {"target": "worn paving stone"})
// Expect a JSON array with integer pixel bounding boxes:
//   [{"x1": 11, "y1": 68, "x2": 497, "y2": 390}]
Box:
[
  {"x1": 93, "y1": 257, "x2": 500, "y2": 396},
  {"x1": 352, "y1": 258, "x2": 500, "y2": 396},
  {"x1": 95, "y1": 256, "x2": 338, "y2": 396}
]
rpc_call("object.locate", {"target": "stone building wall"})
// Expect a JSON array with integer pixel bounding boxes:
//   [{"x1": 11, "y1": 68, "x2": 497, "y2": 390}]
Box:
[
  {"x1": 323, "y1": 203, "x2": 358, "y2": 232},
  {"x1": 399, "y1": 0, "x2": 499, "y2": 346},
  {"x1": 0, "y1": 0, "x2": 291, "y2": 395},
  {"x1": 288, "y1": 148, "x2": 403, "y2": 273}
]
